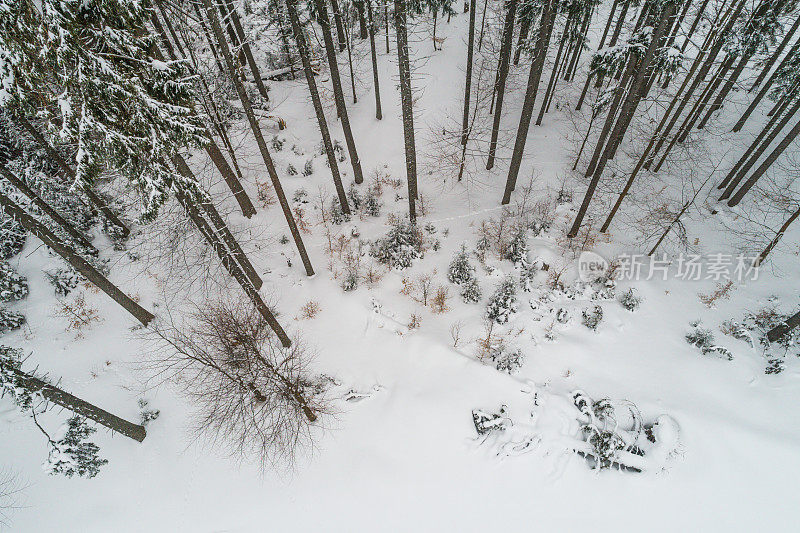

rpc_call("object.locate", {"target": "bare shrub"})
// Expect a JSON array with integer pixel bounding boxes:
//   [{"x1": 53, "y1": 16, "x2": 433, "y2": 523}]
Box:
[
  {"x1": 147, "y1": 300, "x2": 326, "y2": 469},
  {"x1": 431, "y1": 286, "x2": 450, "y2": 314},
  {"x1": 298, "y1": 301, "x2": 321, "y2": 320},
  {"x1": 699, "y1": 281, "x2": 734, "y2": 308}
]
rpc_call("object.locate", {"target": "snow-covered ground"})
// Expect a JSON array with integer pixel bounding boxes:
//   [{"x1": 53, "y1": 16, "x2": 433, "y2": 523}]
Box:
[{"x1": 2, "y1": 10, "x2": 799, "y2": 532}]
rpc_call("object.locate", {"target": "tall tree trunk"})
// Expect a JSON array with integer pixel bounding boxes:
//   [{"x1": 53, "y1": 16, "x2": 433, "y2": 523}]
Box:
[
  {"x1": 173, "y1": 186, "x2": 292, "y2": 347},
  {"x1": 385, "y1": 1, "x2": 391, "y2": 53},
  {"x1": 648, "y1": 0, "x2": 747, "y2": 171},
  {"x1": 568, "y1": 2, "x2": 676, "y2": 238},
  {"x1": 679, "y1": 0, "x2": 711, "y2": 54},
  {"x1": 170, "y1": 154, "x2": 264, "y2": 290},
  {"x1": 735, "y1": 40, "x2": 800, "y2": 132},
  {"x1": 330, "y1": 0, "x2": 348, "y2": 51},
  {"x1": 719, "y1": 93, "x2": 800, "y2": 198},
  {"x1": 462, "y1": 0, "x2": 477, "y2": 145},
  {"x1": 0, "y1": 165, "x2": 97, "y2": 254},
  {"x1": 395, "y1": 0, "x2": 418, "y2": 223},
  {"x1": 767, "y1": 309, "x2": 800, "y2": 342},
  {"x1": 226, "y1": 1, "x2": 271, "y2": 101},
  {"x1": 577, "y1": 0, "x2": 619, "y2": 107},
  {"x1": 367, "y1": 0, "x2": 384, "y2": 119},
  {"x1": 536, "y1": 15, "x2": 572, "y2": 126},
  {"x1": 217, "y1": 0, "x2": 247, "y2": 69},
  {"x1": 193, "y1": 1, "x2": 226, "y2": 75},
  {"x1": 756, "y1": 205, "x2": 800, "y2": 266},
  {"x1": 313, "y1": 0, "x2": 366, "y2": 185},
  {"x1": 146, "y1": 25, "x2": 258, "y2": 218},
  {"x1": 750, "y1": 13, "x2": 800, "y2": 92},
  {"x1": 17, "y1": 117, "x2": 131, "y2": 239},
  {"x1": 486, "y1": 0, "x2": 519, "y2": 170},
  {"x1": 0, "y1": 364, "x2": 147, "y2": 442},
  {"x1": 356, "y1": 0, "x2": 369, "y2": 39},
  {"x1": 727, "y1": 113, "x2": 800, "y2": 206},
  {"x1": 0, "y1": 191, "x2": 154, "y2": 326},
  {"x1": 513, "y1": 15, "x2": 532, "y2": 66},
  {"x1": 478, "y1": 0, "x2": 489, "y2": 50},
  {"x1": 501, "y1": 0, "x2": 556, "y2": 204},
  {"x1": 601, "y1": 50, "x2": 708, "y2": 232},
  {"x1": 203, "y1": 0, "x2": 314, "y2": 276},
  {"x1": 286, "y1": 0, "x2": 351, "y2": 212}
]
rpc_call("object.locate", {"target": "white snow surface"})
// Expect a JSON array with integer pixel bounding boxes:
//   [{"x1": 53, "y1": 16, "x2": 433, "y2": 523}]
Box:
[{"x1": 2, "y1": 10, "x2": 800, "y2": 533}]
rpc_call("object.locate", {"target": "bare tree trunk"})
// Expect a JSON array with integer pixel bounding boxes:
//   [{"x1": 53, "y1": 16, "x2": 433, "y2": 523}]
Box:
[
  {"x1": 751, "y1": 13, "x2": 800, "y2": 92},
  {"x1": 0, "y1": 164, "x2": 97, "y2": 254},
  {"x1": 536, "y1": 15, "x2": 573, "y2": 126},
  {"x1": 193, "y1": 1, "x2": 226, "y2": 75},
  {"x1": 0, "y1": 191, "x2": 154, "y2": 326},
  {"x1": 568, "y1": 2, "x2": 676, "y2": 238},
  {"x1": 330, "y1": 0, "x2": 348, "y2": 51},
  {"x1": 356, "y1": 0, "x2": 369, "y2": 39},
  {"x1": 478, "y1": 0, "x2": 489, "y2": 50},
  {"x1": 719, "y1": 93, "x2": 800, "y2": 198},
  {"x1": 203, "y1": 0, "x2": 314, "y2": 276},
  {"x1": 0, "y1": 364, "x2": 147, "y2": 442},
  {"x1": 679, "y1": 0, "x2": 711, "y2": 54},
  {"x1": 367, "y1": 0, "x2": 384, "y2": 119},
  {"x1": 756, "y1": 205, "x2": 800, "y2": 266},
  {"x1": 395, "y1": 0, "x2": 418, "y2": 222},
  {"x1": 385, "y1": 1, "x2": 391, "y2": 53},
  {"x1": 313, "y1": 0, "x2": 366, "y2": 185},
  {"x1": 501, "y1": 0, "x2": 556, "y2": 204},
  {"x1": 217, "y1": 0, "x2": 247, "y2": 69},
  {"x1": 486, "y1": 0, "x2": 518, "y2": 170},
  {"x1": 735, "y1": 40, "x2": 800, "y2": 132},
  {"x1": 286, "y1": 0, "x2": 351, "y2": 212},
  {"x1": 146, "y1": 25, "x2": 258, "y2": 219},
  {"x1": 170, "y1": 154, "x2": 264, "y2": 290},
  {"x1": 226, "y1": 1, "x2": 271, "y2": 101},
  {"x1": 766, "y1": 309, "x2": 800, "y2": 342},
  {"x1": 513, "y1": 14, "x2": 532, "y2": 65},
  {"x1": 649, "y1": 0, "x2": 747, "y2": 171},
  {"x1": 462, "y1": 0, "x2": 477, "y2": 144},
  {"x1": 173, "y1": 186, "x2": 292, "y2": 347},
  {"x1": 727, "y1": 114, "x2": 800, "y2": 206},
  {"x1": 601, "y1": 51, "x2": 707, "y2": 232},
  {"x1": 17, "y1": 117, "x2": 131, "y2": 239}
]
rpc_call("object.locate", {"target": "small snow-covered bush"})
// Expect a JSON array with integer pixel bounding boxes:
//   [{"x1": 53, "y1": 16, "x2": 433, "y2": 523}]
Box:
[
  {"x1": 138, "y1": 399, "x2": 160, "y2": 427},
  {"x1": 0, "y1": 262, "x2": 27, "y2": 302},
  {"x1": 472, "y1": 406, "x2": 510, "y2": 435},
  {"x1": 341, "y1": 269, "x2": 358, "y2": 292},
  {"x1": 292, "y1": 188, "x2": 308, "y2": 204},
  {"x1": 362, "y1": 188, "x2": 381, "y2": 217},
  {"x1": 490, "y1": 344, "x2": 525, "y2": 374},
  {"x1": 271, "y1": 136, "x2": 284, "y2": 152},
  {"x1": 347, "y1": 184, "x2": 362, "y2": 211},
  {"x1": 45, "y1": 416, "x2": 107, "y2": 479},
  {"x1": 460, "y1": 277, "x2": 482, "y2": 303},
  {"x1": 286, "y1": 164, "x2": 298, "y2": 176},
  {"x1": 0, "y1": 308, "x2": 24, "y2": 333},
  {"x1": 46, "y1": 267, "x2": 82, "y2": 296},
  {"x1": 582, "y1": 305, "x2": 604, "y2": 331},
  {"x1": 302, "y1": 160, "x2": 314, "y2": 176},
  {"x1": 505, "y1": 230, "x2": 528, "y2": 266},
  {"x1": 0, "y1": 215, "x2": 25, "y2": 261},
  {"x1": 619, "y1": 288, "x2": 642, "y2": 312},
  {"x1": 370, "y1": 221, "x2": 422, "y2": 270},
  {"x1": 329, "y1": 198, "x2": 350, "y2": 225},
  {"x1": 486, "y1": 277, "x2": 517, "y2": 324},
  {"x1": 447, "y1": 245, "x2": 475, "y2": 285},
  {"x1": 686, "y1": 322, "x2": 733, "y2": 360}
]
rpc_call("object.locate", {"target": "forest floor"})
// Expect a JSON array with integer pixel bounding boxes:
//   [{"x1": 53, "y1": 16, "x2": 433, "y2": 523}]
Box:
[{"x1": 2, "y1": 10, "x2": 800, "y2": 532}]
